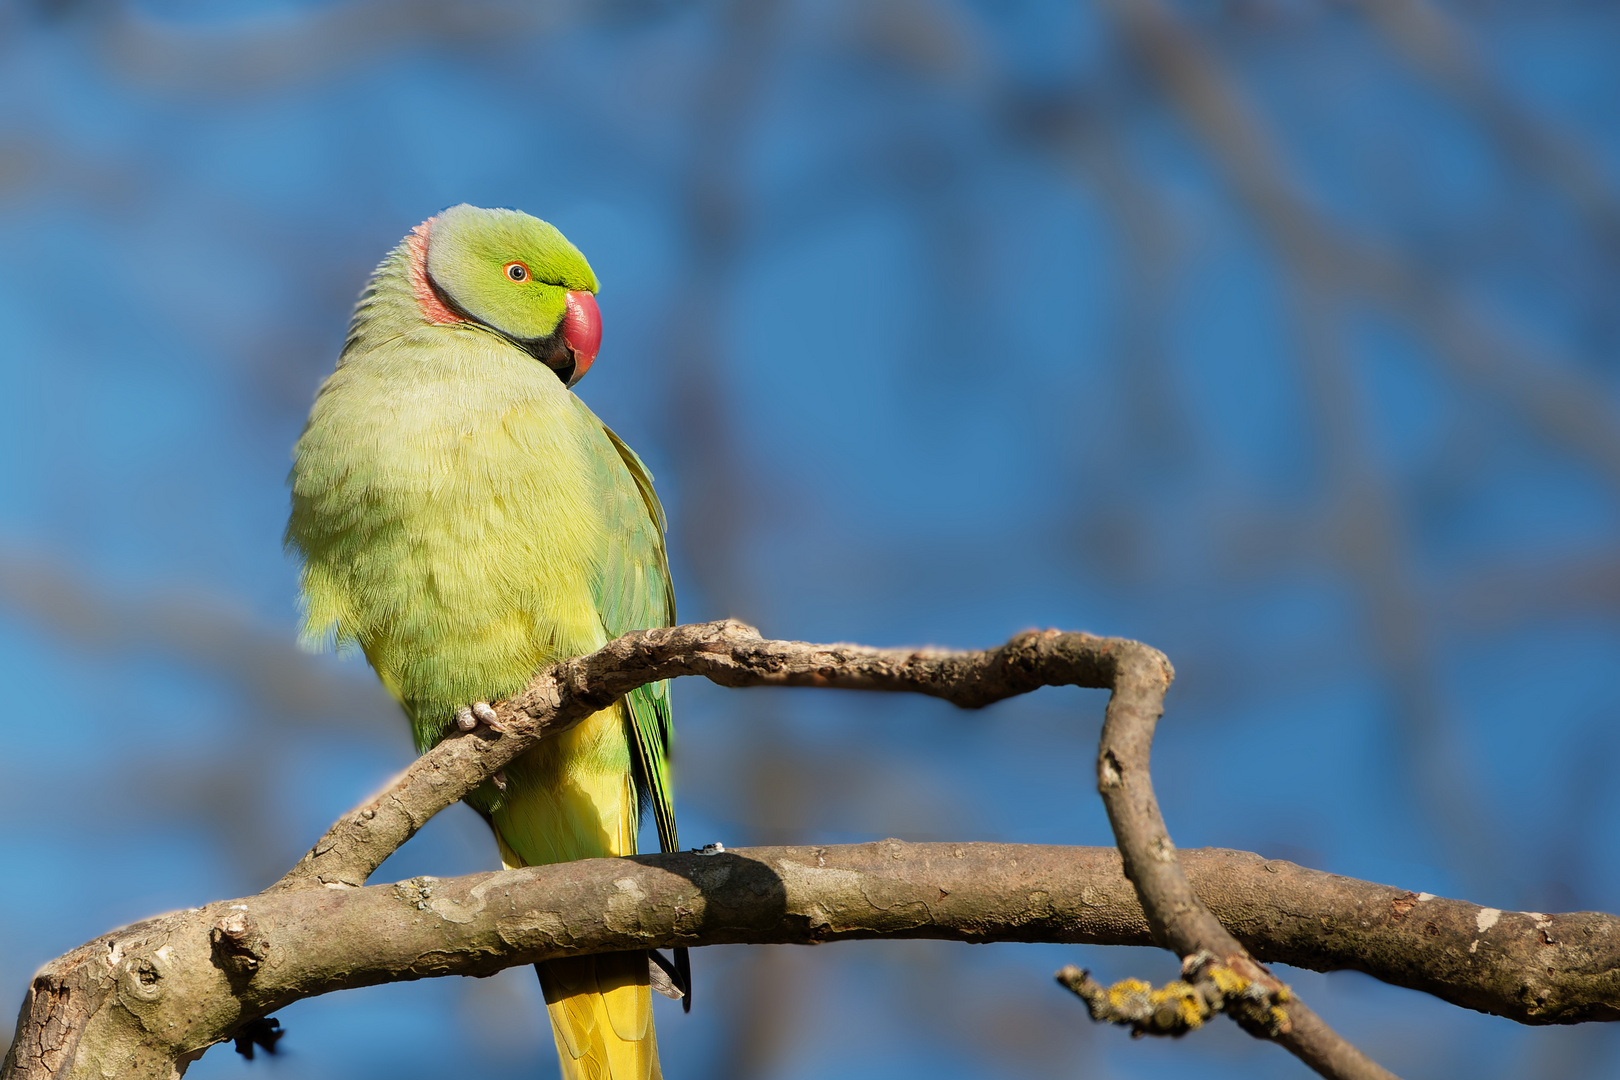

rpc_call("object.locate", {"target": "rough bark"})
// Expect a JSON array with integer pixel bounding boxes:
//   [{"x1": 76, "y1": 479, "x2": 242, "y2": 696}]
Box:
[
  {"x1": 6, "y1": 622, "x2": 1616, "y2": 1080},
  {"x1": 10, "y1": 842, "x2": 1620, "y2": 1080}
]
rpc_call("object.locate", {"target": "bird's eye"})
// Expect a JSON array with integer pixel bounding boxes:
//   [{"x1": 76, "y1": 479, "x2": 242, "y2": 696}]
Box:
[{"x1": 504, "y1": 262, "x2": 529, "y2": 282}]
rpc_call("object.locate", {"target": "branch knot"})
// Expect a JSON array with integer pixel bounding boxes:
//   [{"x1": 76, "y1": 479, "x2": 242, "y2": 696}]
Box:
[{"x1": 211, "y1": 910, "x2": 269, "y2": 977}]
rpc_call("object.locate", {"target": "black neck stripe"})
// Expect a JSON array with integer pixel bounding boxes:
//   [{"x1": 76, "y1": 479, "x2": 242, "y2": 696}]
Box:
[{"x1": 425, "y1": 268, "x2": 573, "y2": 382}]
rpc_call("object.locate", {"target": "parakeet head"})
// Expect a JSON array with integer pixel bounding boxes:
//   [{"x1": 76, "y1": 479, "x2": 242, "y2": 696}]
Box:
[{"x1": 409, "y1": 204, "x2": 602, "y2": 387}]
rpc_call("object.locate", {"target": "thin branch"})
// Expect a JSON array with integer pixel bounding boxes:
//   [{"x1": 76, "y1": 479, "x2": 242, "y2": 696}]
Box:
[
  {"x1": 1356, "y1": 0, "x2": 1620, "y2": 255},
  {"x1": 1091, "y1": 643, "x2": 1401, "y2": 1079},
  {"x1": 274, "y1": 619, "x2": 1125, "y2": 891},
  {"x1": 0, "y1": 545, "x2": 392, "y2": 733},
  {"x1": 91, "y1": 1, "x2": 577, "y2": 95},
  {"x1": 1099, "y1": 0, "x2": 1620, "y2": 490}
]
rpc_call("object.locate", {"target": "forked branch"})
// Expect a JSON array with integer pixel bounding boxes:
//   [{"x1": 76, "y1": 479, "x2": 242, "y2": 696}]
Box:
[{"x1": 8, "y1": 621, "x2": 1609, "y2": 1080}]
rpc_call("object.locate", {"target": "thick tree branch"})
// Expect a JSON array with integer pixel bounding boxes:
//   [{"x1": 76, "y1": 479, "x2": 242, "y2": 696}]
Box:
[
  {"x1": 9, "y1": 621, "x2": 1613, "y2": 1080},
  {"x1": 9, "y1": 842, "x2": 1619, "y2": 1080}
]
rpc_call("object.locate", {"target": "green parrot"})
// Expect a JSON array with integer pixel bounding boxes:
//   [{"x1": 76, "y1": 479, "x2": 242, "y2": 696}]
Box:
[{"x1": 286, "y1": 204, "x2": 682, "y2": 1080}]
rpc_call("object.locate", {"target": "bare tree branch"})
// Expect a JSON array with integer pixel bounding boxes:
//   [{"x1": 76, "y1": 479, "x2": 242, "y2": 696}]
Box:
[
  {"x1": 9, "y1": 840, "x2": 1619, "y2": 1080},
  {"x1": 1099, "y1": 0, "x2": 1620, "y2": 489},
  {"x1": 274, "y1": 618, "x2": 1125, "y2": 891},
  {"x1": 90, "y1": 0, "x2": 576, "y2": 95},
  {"x1": 0, "y1": 546, "x2": 392, "y2": 734},
  {"x1": 11, "y1": 620, "x2": 1606, "y2": 1080},
  {"x1": 1088, "y1": 638, "x2": 1400, "y2": 1079},
  {"x1": 1356, "y1": 0, "x2": 1620, "y2": 255}
]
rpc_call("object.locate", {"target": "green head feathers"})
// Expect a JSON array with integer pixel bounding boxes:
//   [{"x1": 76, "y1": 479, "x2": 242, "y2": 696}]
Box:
[
  {"x1": 421, "y1": 204, "x2": 603, "y2": 385},
  {"x1": 427, "y1": 204, "x2": 597, "y2": 335}
]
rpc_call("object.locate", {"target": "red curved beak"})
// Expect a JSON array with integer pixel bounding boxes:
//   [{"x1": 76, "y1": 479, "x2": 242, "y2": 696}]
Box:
[{"x1": 561, "y1": 290, "x2": 601, "y2": 387}]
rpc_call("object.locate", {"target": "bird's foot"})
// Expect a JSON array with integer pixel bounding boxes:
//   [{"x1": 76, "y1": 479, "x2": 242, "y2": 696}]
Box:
[{"x1": 454, "y1": 701, "x2": 502, "y2": 733}]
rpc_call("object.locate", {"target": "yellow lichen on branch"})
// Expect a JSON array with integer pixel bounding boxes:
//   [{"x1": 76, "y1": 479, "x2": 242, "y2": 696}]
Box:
[{"x1": 1055, "y1": 957, "x2": 1291, "y2": 1038}]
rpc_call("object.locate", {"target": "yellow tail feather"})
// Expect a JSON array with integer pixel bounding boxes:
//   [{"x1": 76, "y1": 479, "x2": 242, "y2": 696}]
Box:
[
  {"x1": 490, "y1": 710, "x2": 663, "y2": 1079},
  {"x1": 539, "y1": 953, "x2": 661, "y2": 1080}
]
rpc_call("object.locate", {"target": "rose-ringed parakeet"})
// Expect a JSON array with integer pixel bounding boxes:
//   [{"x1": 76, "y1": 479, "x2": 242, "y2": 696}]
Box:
[{"x1": 286, "y1": 204, "x2": 683, "y2": 1080}]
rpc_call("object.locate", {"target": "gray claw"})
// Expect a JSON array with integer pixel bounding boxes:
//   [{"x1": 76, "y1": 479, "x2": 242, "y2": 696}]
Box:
[
  {"x1": 491, "y1": 770, "x2": 508, "y2": 792},
  {"x1": 455, "y1": 701, "x2": 502, "y2": 733},
  {"x1": 649, "y1": 960, "x2": 684, "y2": 1000}
]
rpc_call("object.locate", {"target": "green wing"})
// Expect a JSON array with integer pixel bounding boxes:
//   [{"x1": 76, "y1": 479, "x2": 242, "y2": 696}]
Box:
[{"x1": 588, "y1": 409, "x2": 679, "y2": 854}]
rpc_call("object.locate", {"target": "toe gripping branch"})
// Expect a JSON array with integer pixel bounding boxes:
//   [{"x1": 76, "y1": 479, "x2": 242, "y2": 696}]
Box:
[{"x1": 1056, "y1": 952, "x2": 1291, "y2": 1039}]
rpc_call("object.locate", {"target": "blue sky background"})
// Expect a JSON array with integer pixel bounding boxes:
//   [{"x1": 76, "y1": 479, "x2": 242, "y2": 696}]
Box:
[{"x1": 3, "y1": 1, "x2": 1619, "y2": 1077}]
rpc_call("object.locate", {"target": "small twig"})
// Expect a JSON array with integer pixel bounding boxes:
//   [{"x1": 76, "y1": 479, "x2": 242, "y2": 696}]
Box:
[
  {"x1": 1056, "y1": 954, "x2": 1287, "y2": 1037},
  {"x1": 1087, "y1": 641, "x2": 1399, "y2": 1078}
]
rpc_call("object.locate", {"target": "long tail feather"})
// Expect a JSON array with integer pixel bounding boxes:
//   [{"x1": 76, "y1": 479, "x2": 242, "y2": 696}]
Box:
[
  {"x1": 493, "y1": 705, "x2": 670, "y2": 1078},
  {"x1": 537, "y1": 954, "x2": 661, "y2": 1080}
]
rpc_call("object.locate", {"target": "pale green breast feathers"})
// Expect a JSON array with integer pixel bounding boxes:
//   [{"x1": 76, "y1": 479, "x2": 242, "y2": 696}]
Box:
[
  {"x1": 285, "y1": 207, "x2": 676, "y2": 847},
  {"x1": 293, "y1": 347, "x2": 619, "y2": 728}
]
